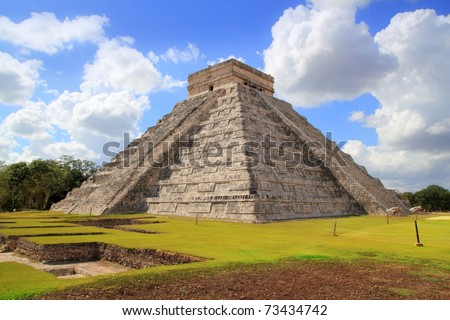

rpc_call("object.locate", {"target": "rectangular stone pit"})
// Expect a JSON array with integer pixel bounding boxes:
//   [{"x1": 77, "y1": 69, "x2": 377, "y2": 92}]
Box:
[{"x1": 10, "y1": 239, "x2": 204, "y2": 268}]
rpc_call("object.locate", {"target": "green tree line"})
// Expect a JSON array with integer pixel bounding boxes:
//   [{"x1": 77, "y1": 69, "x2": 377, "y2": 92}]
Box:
[
  {"x1": 399, "y1": 185, "x2": 450, "y2": 212},
  {"x1": 0, "y1": 156, "x2": 97, "y2": 211}
]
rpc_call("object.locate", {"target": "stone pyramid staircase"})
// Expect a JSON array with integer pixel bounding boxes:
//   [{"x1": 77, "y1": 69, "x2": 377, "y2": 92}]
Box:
[{"x1": 53, "y1": 82, "x2": 408, "y2": 221}]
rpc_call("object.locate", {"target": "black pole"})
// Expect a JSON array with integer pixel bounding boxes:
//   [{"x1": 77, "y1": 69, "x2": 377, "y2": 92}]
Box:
[{"x1": 415, "y1": 220, "x2": 423, "y2": 246}]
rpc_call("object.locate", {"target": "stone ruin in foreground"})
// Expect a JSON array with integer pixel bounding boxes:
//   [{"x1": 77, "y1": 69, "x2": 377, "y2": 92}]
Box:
[{"x1": 52, "y1": 59, "x2": 408, "y2": 222}]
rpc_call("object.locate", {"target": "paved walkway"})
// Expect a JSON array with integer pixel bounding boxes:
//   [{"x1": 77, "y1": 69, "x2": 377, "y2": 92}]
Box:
[{"x1": 0, "y1": 252, "x2": 129, "y2": 278}]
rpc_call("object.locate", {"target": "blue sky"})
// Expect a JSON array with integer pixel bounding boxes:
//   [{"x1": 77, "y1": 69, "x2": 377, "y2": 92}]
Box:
[{"x1": 0, "y1": 0, "x2": 449, "y2": 191}]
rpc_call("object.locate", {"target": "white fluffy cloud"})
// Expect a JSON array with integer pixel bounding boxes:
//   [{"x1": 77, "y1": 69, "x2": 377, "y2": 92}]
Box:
[
  {"x1": 310, "y1": 0, "x2": 370, "y2": 11},
  {"x1": 0, "y1": 12, "x2": 109, "y2": 107},
  {"x1": 42, "y1": 141, "x2": 99, "y2": 160},
  {"x1": 0, "y1": 129, "x2": 18, "y2": 161},
  {"x1": 263, "y1": 0, "x2": 397, "y2": 106},
  {"x1": 0, "y1": 102, "x2": 53, "y2": 163},
  {"x1": 45, "y1": 38, "x2": 183, "y2": 160},
  {"x1": 0, "y1": 12, "x2": 108, "y2": 54},
  {"x1": 369, "y1": 9, "x2": 450, "y2": 150},
  {"x1": 348, "y1": 111, "x2": 365, "y2": 122},
  {"x1": 150, "y1": 42, "x2": 201, "y2": 64},
  {"x1": 0, "y1": 10, "x2": 189, "y2": 164},
  {"x1": 48, "y1": 90, "x2": 149, "y2": 142},
  {"x1": 341, "y1": 9, "x2": 450, "y2": 190},
  {"x1": 0, "y1": 52, "x2": 42, "y2": 105},
  {"x1": 1, "y1": 103, "x2": 51, "y2": 141},
  {"x1": 83, "y1": 38, "x2": 182, "y2": 95},
  {"x1": 427, "y1": 119, "x2": 450, "y2": 136},
  {"x1": 0, "y1": 32, "x2": 184, "y2": 163},
  {"x1": 343, "y1": 140, "x2": 450, "y2": 191},
  {"x1": 264, "y1": 2, "x2": 450, "y2": 190}
]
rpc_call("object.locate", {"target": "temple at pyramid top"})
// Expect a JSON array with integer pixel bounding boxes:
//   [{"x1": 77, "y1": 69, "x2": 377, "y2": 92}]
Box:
[{"x1": 187, "y1": 59, "x2": 274, "y2": 98}]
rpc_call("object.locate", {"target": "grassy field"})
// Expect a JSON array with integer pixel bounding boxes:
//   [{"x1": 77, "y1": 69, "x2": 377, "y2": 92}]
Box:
[{"x1": 1, "y1": 211, "x2": 449, "y2": 299}]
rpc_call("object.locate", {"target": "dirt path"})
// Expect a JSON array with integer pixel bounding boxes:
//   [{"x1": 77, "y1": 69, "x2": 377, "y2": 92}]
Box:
[{"x1": 36, "y1": 260, "x2": 450, "y2": 300}]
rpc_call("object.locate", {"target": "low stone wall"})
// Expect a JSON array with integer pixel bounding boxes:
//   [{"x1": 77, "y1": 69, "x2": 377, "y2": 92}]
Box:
[
  {"x1": 7, "y1": 238, "x2": 203, "y2": 267},
  {"x1": 0, "y1": 235, "x2": 20, "y2": 252},
  {"x1": 112, "y1": 226, "x2": 159, "y2": 234},
  {"x1": 72, "y1": 218, "x2": 149, "y2": 228},
  {"x1": 100, "y1": 244, "x2": 200, "y2": 268},
  {"x1": 0, "y1": 232, "x2": 103, "y2": 253},
  {"x1": 14, "y1": 239, "x2": 101, "y2": 263}
]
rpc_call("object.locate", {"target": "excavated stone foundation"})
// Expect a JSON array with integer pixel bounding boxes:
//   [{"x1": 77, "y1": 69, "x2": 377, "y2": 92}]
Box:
[
  {"x1": 72, "y1": 218, "x2": 164, "y2": 233},
  {"x1": 72, "y1": 218, "x2": 151, "y2": 228},
  {"x1": 0, "y1": 237, "x2": 204, "y2": 270},
  {"x1": 0, "y1": 235, "x2": 205, "y2": 277}
]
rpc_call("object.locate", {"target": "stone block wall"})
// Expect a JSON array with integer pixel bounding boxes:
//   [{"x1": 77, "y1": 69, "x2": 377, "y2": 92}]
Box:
[{"x1": 7, "y1": 238, "x2": 203, "y2": 267}]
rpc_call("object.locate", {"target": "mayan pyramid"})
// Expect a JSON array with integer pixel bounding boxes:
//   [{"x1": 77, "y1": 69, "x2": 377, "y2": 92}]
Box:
[{"x1": 52, "y1": 59, "x2": 408, "y2": 222}]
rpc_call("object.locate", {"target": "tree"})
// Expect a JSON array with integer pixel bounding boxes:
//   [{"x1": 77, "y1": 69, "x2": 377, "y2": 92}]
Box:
[
  {"x1": 399, "y1": 191, "x2": 417, "y2": 206},
  {"x1": 5, "y1": 162, "x2": 30, "y2": 210},
  {"x1": 58, "y1": 155, "x2": 97, "y2": 176},
  {"x1": 0, "y1": 165, "x2": 10, "y2": 211},
  {"x1": 415, "y1": 185, "x2": 450, "y2": 212},
  {"x1": 444, "y1": 192, "x2": 450, "y2": 211},
  {"x1": 57, "y1": 155, "x2": 97, "y2": 195},
  {"x1": 28, "y1": 159, "x2": 64, "y2": 210},
  {"x1": 0, "y1": 156, "x2": 98, "y2": 211}
]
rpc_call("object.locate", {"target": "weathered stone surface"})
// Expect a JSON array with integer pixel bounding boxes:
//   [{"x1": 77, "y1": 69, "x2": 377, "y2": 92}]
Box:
[
  {"x1": 52, "y1": 59, "x2": 408, "y2": 221},
  {"x1": 14, "y1": 239, "x2": 101, "y2": 263},
  {"x1": 9, "y1": 239, "x2": 202, "y2": 267}
]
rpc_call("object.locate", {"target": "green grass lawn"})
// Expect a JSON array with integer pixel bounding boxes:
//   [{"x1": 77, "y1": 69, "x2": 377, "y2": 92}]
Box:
[{"x1": 1, "y1": 211, "x2": 449, "y2": 299}]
